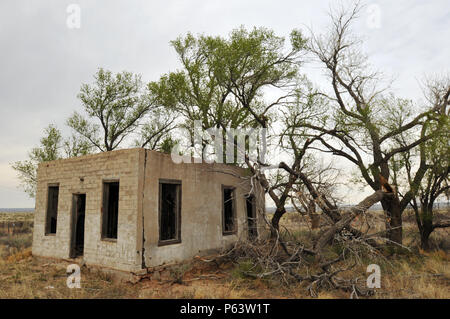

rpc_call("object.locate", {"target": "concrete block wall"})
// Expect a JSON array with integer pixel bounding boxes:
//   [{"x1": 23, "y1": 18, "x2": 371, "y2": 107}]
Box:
[
  {"x1": 32, "y1": 148, "x2": 263, "y2": 273},
  {"x1": 141, "y1": 150, "x2": 254, "y2": 268},
  {"x1": 32, "y1": 148, "x2": 143, "y2": 272}
]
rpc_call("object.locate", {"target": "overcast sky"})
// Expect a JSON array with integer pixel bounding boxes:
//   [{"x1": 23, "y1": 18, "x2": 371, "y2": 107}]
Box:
[{"x1": 0, "y1": 0, "x2": 449, "y2": 208}]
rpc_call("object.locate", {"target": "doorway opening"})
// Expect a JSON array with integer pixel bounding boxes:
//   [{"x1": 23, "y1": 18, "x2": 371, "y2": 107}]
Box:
[{"x1": 70, "y1": 194, "x2": 86, "y2": 258}]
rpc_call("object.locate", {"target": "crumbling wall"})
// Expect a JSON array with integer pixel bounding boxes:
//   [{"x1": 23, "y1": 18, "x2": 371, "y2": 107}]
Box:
[
  {"x1": 141, "y1": 150, "x2": 253, "y2": 268},
  {"x1": 32, "y1": 147, "x2": 264, "y2": 273},
  {"x1": 32, "y1": 148, "x2": 143, "y2": 272}
]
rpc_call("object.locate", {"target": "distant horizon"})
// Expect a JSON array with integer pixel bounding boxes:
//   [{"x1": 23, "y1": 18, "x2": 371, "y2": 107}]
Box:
[
  {"x1": 2, "y1": 200, "x2": 449, "y2": 212},
  {"x1": 0, "y1": 208, "x2": 35, "y2": 212}
]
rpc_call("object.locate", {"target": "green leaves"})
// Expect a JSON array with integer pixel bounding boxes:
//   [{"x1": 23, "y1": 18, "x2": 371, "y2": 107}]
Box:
[
  {"x1": 13, "y1": 68, "x2": 176, "y2": 197},
  {"x1": 11, "y1": 159, "x2": 38, "y2": 198},
  {"x1": 33, "y1": 124, "x2": 62, "y2": 163},
  {"x1": 151, "y1": 26, "x2": 304, "y2": 138},
  {"x1": 290, "y1": 29, "x2": 307, "y2": 51},
  {"x1": 68, "y1": 68, "x2": 157, "y2": 152},
  {"x1": 11, "y1": 124, "x2": 93, "y2": 198},
  {"x1": 66, "y1": 112, "x2": 101, "y2": 150}
]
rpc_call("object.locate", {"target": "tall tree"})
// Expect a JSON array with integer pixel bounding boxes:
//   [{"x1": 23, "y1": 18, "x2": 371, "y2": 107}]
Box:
[
  {"x1": 391, "y1": 76, "x2": 450, "y2": 249},
  {"x1": 149, "y1": 27, "x2": 309, "y2": 234},
  {"x1": 149, "y1": 27, "x2": 304, "y2": 146},
  {"x1": 411, "y1": 133, "x2": 450, "y2": 250},
  {"x1": 67, "y1": 68, "x2": 161, "y2": 152},
  {"x1": 299, "y1": 3, "x2": 448, "y2": 244}
]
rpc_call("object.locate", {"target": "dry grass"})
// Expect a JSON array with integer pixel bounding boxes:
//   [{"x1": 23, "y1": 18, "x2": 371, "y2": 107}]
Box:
[
  {"x1": 0, "y1": 211, "x2": 448, "y2": 299},
  {"x1": 0, "y1": 254, "x2": 138, "y2": 298},
  {"x1": 0, "y1": 212, "x2": 34, "y2": 223},
  {"x1": 1, "y1": 249, "x2": 446, "y2": 299},
  {"x1": 375, "y1": 250, "x2": 450, "y2": 298}
]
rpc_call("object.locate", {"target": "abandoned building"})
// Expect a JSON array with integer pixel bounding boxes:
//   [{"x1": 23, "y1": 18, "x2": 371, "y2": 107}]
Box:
[{"x1": 32, "y1": 148, "x2": 263, "y2": 273}]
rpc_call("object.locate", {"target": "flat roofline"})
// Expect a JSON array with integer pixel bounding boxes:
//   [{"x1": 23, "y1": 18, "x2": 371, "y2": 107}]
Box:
[
  {"x1": 37, "y1": 148, "x2": 251, "y2": 176},
  {"x1": 37, "y1": 147, "x2": 143, "y2": 168},
  {"x1": 144, "y1": 149, "x2": 251, "y2": 175}
]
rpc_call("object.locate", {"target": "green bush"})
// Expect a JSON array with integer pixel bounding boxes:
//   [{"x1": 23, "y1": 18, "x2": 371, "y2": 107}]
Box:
[{"x1": 232, "y1": 259, "x2": 262, "y2": 279}]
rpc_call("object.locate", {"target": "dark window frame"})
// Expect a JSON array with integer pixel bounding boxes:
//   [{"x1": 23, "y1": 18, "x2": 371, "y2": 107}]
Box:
[
  {"x1": 222, "y1": 185, "x2": 237, "y2": 235},
  {"x1": 45, "y1": 183, "x2": 60, "y2": 236},
  {"x1": 246, "y1": 194, "x2": 258, "y2": 239},
  {"x1": 158, "y1": 179, "x2": 182, "y2": 246},
  {"x1": 101, "y1": 179, "x2": 120, "y2": 241}
]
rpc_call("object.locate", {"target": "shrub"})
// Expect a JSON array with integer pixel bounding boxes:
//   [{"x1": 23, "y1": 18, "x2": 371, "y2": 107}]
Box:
[{"x1": 0, "y1": 234, "x2": 33, "y2": 250}]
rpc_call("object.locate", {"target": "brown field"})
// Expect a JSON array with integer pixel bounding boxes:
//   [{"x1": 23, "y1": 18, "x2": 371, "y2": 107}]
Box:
[
  {"x1": 0, "y1": 210, "x2": 448, "y2": 299},
  {"x1": 0, "y1": 212, "x2": 34, "y2": 223}
]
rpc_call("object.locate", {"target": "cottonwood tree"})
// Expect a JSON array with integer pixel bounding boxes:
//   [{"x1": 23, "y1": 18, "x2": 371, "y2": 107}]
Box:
[
  {"x1": 410, "y1": 132, "x2": 450, "y2": 250},
  {"x1": 63, "y1": 133, "x2": 94, "y2": 158},
  {"x1": 11, "y1": 125, "x2": 62, "y2": 197},
  {"x1": 391, "y1": 76, "x2": 450, "y2": 249},
  {"x1": 148, "y1": 27, "x2": 289, "y2": 150},
  {"x1": 11, "y1": 125, "x2": 91, "y2": 197},
  {"x1": 298, "y1": 3, "x2": 448, "y2": 245},
  {"x1": 143, "y1": 24, "x2": 406, "y2": 296},
  {"x1": 149, "y1": 26, "x2": 310, "y2": 232},
  {"x1": 134, "y1": 107, "x2": 177, "y2": 152},
  {"x1": 264, "y1": 77, "x2": 346, "y2": 233},
  {"x1": 68, "y1": 68, "x2": 172, "y2": 152},
  {"x1": 150, "y1": 25, "x2": 365, "y2": 240}
]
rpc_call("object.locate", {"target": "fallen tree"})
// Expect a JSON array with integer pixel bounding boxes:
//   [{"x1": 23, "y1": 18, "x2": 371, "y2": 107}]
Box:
[{"x1": 208, "y1": 170, "x2": 397, "y2": 297}]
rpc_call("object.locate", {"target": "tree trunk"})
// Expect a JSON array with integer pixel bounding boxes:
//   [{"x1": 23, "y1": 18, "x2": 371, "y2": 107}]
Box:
[
  {"x1": 314, "y1": 190, "x2": 387, "y2": 254},
  {"x1": 310, "y1": 214, "x2": 320, "y2": 229},
  {"x1": 420, "y1": 229, "x2": 432, "y2": 250},
  {"x1": 271, "y1": 207, "x2": 286, "y2": 237},
  {"x1": 381, "y1": 196, "x2": 403, "y2": 245},
  {"x1": 419, "y1": 206, "x2": 433, "y2": 251}
]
